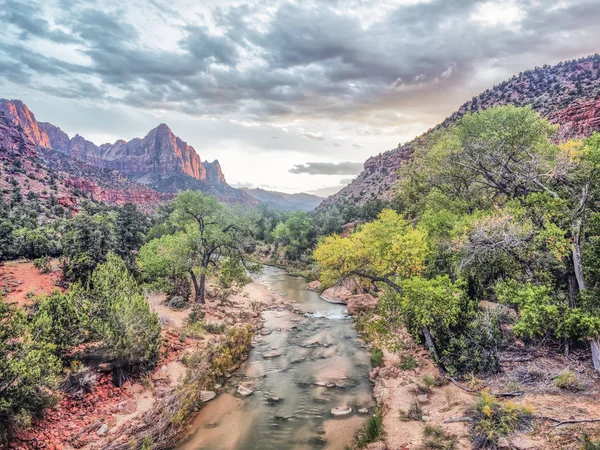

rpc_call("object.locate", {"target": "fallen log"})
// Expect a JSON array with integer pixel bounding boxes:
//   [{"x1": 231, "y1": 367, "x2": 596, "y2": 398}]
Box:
[{"x1": 536, "y1": 416, "x2": 600, "y2": 427}]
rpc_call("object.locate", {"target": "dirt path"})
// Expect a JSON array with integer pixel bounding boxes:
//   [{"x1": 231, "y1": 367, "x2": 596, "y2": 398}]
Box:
[{"x1": 0, "y1": 259, "x2": 62, "y2": 306}]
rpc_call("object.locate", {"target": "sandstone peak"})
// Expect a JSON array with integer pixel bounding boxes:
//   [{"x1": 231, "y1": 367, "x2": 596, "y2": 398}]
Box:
[{"x1": 0, "y1": 99, "x2": 51, "y2": 148}]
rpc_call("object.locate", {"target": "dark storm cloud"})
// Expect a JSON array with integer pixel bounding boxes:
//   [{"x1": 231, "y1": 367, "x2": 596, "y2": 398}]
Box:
[
  {"x1": 289, "y1": 161, "x2": 364, "y2": 175},
  {"x1": 2, "y1": 0, "x2": 600, "y2": 119}
]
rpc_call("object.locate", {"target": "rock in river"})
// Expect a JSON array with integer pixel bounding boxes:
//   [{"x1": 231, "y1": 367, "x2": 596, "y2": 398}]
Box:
[
  {"x1": 200, "y1": 391, "x2": 217, "y2": 402},
  {"x1": 320, "y1": 286, "x2": 353, "y2": 304},
  {"x1": 330, "y1": 406, "x2": 352, "y2": 416},
  {"x1": 237, "y1": 385, "x2": 254, "y2": 396}
]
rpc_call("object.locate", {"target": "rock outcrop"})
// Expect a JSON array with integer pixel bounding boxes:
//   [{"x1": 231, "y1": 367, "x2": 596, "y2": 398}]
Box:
[
  {"x1": 0, "y1": 99, "x2": 51, "y2": 148},
  {"x1": 320, "y1": 54, "x2": 600, "y2": 209}
]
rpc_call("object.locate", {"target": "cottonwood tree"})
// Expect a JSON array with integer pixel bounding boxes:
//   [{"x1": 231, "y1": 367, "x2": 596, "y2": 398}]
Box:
[
  {"x1": 314, "y1": 209, "x2": 460, "y2": 359},
  {"x1": 140, "y1": 191, "x2": 259, "y2": 304}
]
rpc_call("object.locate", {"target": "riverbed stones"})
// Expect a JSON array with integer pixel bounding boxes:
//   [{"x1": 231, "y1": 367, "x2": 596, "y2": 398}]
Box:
[
  {"x1": 358, "y1": 408, "x2": 369, "y2": 414},
  {"x1": 263, "y1": 351, "x2": 281, "y2": 358},
  {"x1": 346, "y1": 294, "x2": 377, "y2": 315},
  {"x1": 417, "y1": 394, "x2": 429, "y2": 403},
  {"x1": 200, "y1": 391, "x2": 217, "y2": 402},
  {"x1": 306, "y1": 280, "x2": 322, "y2": 291},
  {"x1": 330, "y1": 406, "x2": 352, "y2": 416},
  {"x1": 266, "y1": 396, "x2": 282, "y2": 404},
  {"x1": 237, "y1": 385, "x2": 254, "y2": 396},
  {"x1": 259, "y1": 328, "x2": 272, "y2": 335}
]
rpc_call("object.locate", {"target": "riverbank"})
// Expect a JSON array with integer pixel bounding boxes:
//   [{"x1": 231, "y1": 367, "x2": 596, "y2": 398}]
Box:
[{"x1": 9, "y1": 280, "x2": 286, "y2": 450}]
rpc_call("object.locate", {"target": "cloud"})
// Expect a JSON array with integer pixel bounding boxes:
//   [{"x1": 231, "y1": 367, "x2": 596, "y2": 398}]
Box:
[
  {"x1": 289, "y1": 161, "x2": 364, "y2": 175},
  {"x1": 303, "y1": 131, "x2": 325, "y2": 141},
  {"x1": 2, "y1": 0, "x2": 600, "y2": 121}
]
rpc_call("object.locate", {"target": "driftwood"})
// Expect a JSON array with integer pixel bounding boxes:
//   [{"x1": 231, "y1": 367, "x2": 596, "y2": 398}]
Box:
[
  {"x1": 536, "y1": 416, "x2": 600, "y2": 427},
  {"x1": 443, "y1": 417, "x2": 473, "y2": 424},
  {"x1": 445, "y1": 375, "x2": 523, "y2": 397}
]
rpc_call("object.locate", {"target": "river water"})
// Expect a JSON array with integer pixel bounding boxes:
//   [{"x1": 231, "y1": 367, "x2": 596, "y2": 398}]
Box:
[{"x1": 177, "y1": 266, "x2": 374, "y2": 450}]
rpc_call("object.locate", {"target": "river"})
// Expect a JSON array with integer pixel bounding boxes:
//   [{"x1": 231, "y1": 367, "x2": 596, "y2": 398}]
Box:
[{"x1": 177, "y1": 266, "x2": 374, "y2": 450}]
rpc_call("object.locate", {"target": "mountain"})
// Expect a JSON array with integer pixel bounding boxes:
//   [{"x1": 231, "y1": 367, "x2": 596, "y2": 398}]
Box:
[
  {"x1": 243, "y1": 188, "x2": 323, "y2": 211},
  {"x1": 0, "y1": 99, "x2": 256, "y2": 205},
  {"x1": 320, "y1": 54, "x2": 600, "y2": 209},
  {"x1": 0, "y1": 107, "x2": 166, "y2": 211}
]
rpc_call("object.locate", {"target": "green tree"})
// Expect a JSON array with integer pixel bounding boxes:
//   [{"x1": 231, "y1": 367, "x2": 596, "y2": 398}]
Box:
[
  {"x1": 115, "y1": 202, "x2": 148, "y2": 271},
  {"x1": 273, "y1": 211, "x2": 316, "y2": 260},
  {"x1": 83, "y1": 254, "x2": 161, "y2": 385},
  {"x1": 31, "y1": 290, "x2": 84, "y2": 357},
  {"x1": 60, "y1": 209, "x2": 117, "y2": 284},
  {"x1": 0, "y1": 299, "x2": 61, "y2": 443},
  {"x1": 140, "y1": 191, "x2": 259, "y2": 304}
]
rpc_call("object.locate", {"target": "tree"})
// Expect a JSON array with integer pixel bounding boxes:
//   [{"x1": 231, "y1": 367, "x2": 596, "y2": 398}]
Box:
[
  {"x1": 0, "y1": 299, "x2": 61, "y2": 443},
  {"x1": 314, "y1": 209, "x2": 457, "y2": 359},
  {"x1": 140, "y1": 191, "x2": 258, "y2": 304},
  {"x1": 115, "y1": 203, "x2": 148, "y2": 271},
  {"x1": 82, "y1": 254, "x2": 161, "y2": 385},
  {"x1": 31, "y1": 290, "x2": 84, "y2": 357},
  {"x1": 273, "y1": 211, "x2": 316, "y2": 260},
  {"x1": 60, "y1": 209, "x2": 117, "y2": 284}
]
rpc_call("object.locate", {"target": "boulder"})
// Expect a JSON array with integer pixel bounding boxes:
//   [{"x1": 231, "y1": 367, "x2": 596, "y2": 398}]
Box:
[
  {"x1": 263, "y1": 351, "x2": 281, "y2": 358},
  {"x1": 365, "y1": 442, "x2": 387, "y2": 450},
  {"x1": 331, "y1": 406, "x2": 352, "y2": 416},
  {"x1": 320, "y1": 286, "x2": 353, "y2": 304},
  {"x1": 200, "y1": 391, "x2": 217, "y2": 402},
  {"x1": 379, "y1": 367, "x2": 399, "y2": 379},
  {"x1": 97, "y1": 424, "x2": 108, "y2": 436},
  {"x1": 306, "y1": 280, "x2": 322, "y2": 291},
  {"x1": 237, "y1": 385, "x2": 254, "y2": 396},
  {"x1": 118, "y1": 399, "x2": 137, "y2": 414},
  {"x1": 97, "y1": 363, "x2": 113, "y2": 374},
  {"x1": 167, "y1": 295, "x2": 188, "y2": 310},
  {"x1": 346, "y1": 294, "x2": 377, "y2": 315}
]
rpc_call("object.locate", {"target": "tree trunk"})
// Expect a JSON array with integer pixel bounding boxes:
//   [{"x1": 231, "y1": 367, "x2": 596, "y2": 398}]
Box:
[
  {"x1": 189, "y1": 270, "x2": 200, "y2": 304},
  {"x1": 566, "y1": 261, "x2": 578, "y2": 309},
  {"x1": 572, "y1": 223, "x2": 586, "y2": 293},
  {"x1": 199, "y1": 273, "x2": 206, "y2": 305},
  {"x1": 422, "y1": 325, "x2": 440, "y2": 363},
  {"x1": 591, "y1": 339, "x2": 600, "y2": 372}
]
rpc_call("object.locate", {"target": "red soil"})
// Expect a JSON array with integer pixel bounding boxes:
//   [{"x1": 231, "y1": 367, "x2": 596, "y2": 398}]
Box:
[{"x1": 0, "y1": 260, "x2": 63, "y2": 307}]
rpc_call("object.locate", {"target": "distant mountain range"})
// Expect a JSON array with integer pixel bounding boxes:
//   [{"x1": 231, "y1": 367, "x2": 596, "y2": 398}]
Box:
[
  {"x1": 243, "y1": 188, "x2": 322, "y2": 211},
  {"x1": 0, "y1": 99, "x2": 257, "y2": 208},
  {"x1": 320, "y1": 54, "x2": 600, "y2": 209}
]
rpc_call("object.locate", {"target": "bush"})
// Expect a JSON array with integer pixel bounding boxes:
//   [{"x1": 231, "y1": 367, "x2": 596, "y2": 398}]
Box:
[
  {"x1": 0, "y1": 299, "x2": 61, "y2": 443},
  {"x1": 350, "y1": 410, "x2": 384, "y2": 449},
  {"x1": 400, "y1": 401, "x2": 423, "y2": 421},
  {"x1": 553, "y1": 369, "x2": 584, "y2": 392},
  {"x1": 399, "y1": 355, "x2": 418, "y2": 370},
  {"x1": 370, "y1": 347, "x2": 384, "y2": 367},
  {"x1": 33, "y1": 256, "x2": 51, "y2": 273},
  {"x1": 81, "y1": 254, "x2": 162, "y2": 385},
  {"x1": 469, "y1": 393, "x2": 534, "y2": 449},
  {"x1": 31, "y1": 290, "x2": 84, "y2": 356},
  {"x1": 423, "y1": 425, "x2": 457, "y2": 450},
  {"x1": 168, "y1": 295, "x2": 188, "y2": 310}
]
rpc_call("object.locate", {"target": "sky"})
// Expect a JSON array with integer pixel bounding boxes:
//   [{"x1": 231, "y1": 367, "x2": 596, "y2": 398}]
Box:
[{"x1": 1, "y1": 0, "x2": 599, "y2": 196}]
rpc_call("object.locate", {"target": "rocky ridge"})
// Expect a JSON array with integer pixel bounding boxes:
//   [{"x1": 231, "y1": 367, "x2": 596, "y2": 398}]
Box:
[
  {"x1": 0, "y1": 99, "x2": 257, "y2": 205},
  {"x1": 321, "y1": 54, "x2": 600, "y2": 209}
]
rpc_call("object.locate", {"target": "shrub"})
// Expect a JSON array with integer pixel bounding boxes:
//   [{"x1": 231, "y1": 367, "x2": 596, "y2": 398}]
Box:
[
  {"x1": 0, "y1": 299, "x2": 61, "y2": 443},
  {"x1": 33, "y1": 256, "x2": 51, "y2": 273},
  {"x1": 553, "y1": 369, "x2": 584, "y2": 392},
  {"x1": 399, "y1": 355, "x2": 418, "y2": 370},
  {"x1": 351, "y1": 410, "x2": 384, "y2": 449},
  {"x1": 581, "y1": 433, "x2": 600, "y2": 450},
  {"x1": 400, "y1": 401, "x2": 423, "y2": 421},
  {"x1": 422, "y1": 425, "x2": 457, "y2": 450},
  {"x1": 370, "y1": 347, "x2": 384, "y2": 367},
  {"x1": 469, "y1": 393, "x2": 534, "y2": 449},
  {"x1": 31, "y1": 290, "x2": 84, "y2": 356},
  {"x1": 80, "y1": 254, "x2": 161, "y2": 385}
]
